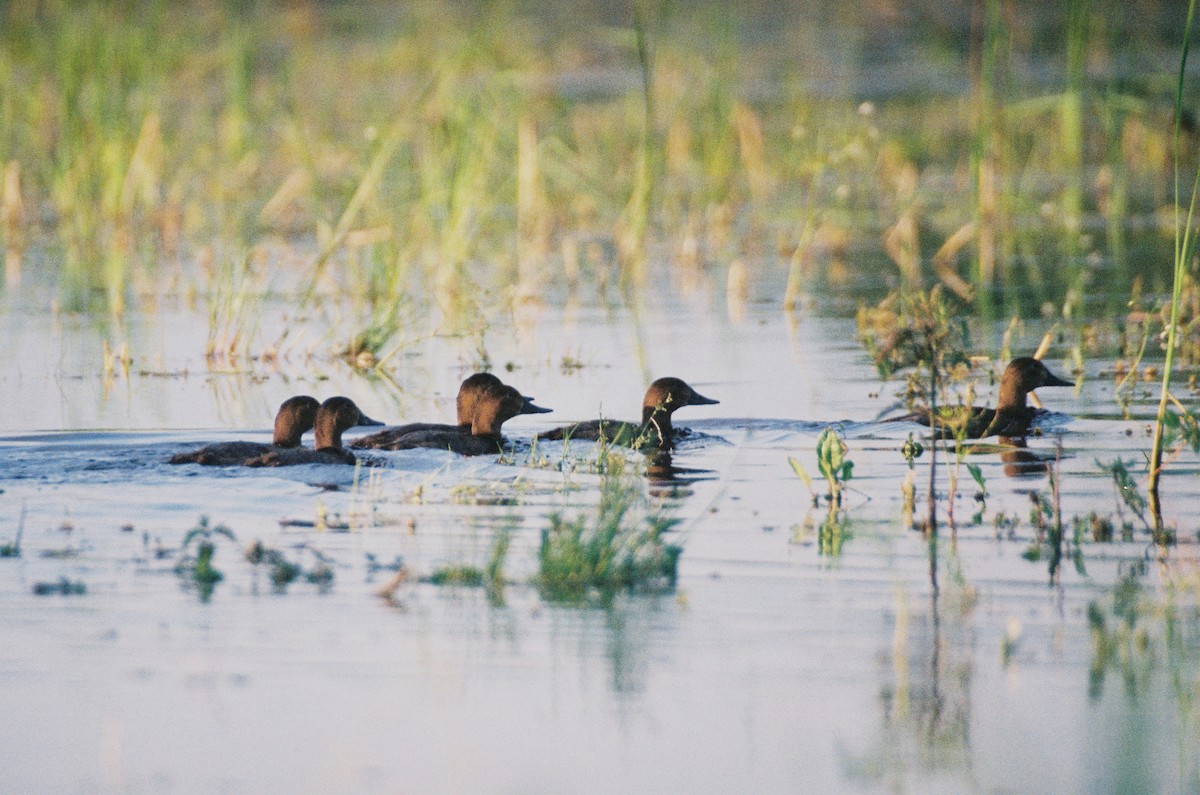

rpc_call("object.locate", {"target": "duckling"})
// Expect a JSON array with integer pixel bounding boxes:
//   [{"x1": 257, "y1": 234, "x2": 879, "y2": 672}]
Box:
[
  {"x1": 169, "y1": 396, "x2": 320, "y2": 466},
  {"x1": 536, "y1": 377, "x2": 719, "y2": 450},
  {"x1": 345, "y1": 374, "x2": 537, "y2": 449},
  {"x1": 887, "y1": 357, "x2": 1073, "y2": 439},
  {"x1": 245, "y1": 396, "x2": 380, "y2": 466},
  {"x1": 378, "y1": 383, "x2": 551, "y2": 456},
  {"x1": 350, "y1": 372, "x2": 541, "y2": 449}
]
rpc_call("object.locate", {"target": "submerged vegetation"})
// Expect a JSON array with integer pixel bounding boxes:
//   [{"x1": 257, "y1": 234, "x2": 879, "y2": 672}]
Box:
[
  {"x1": 0, "y1": 506, "x2": 23, "y2": 557},
  {"x1": 31, "y1": 577, "x2": 86, "y2": 596},
  {"x1": 176, "y1": 515, "x2": 236, "y2": 601},
  {"x1": 1087, "y1": 566, "x2": 1200, "y2": 703},
  {"x1": 537, "y1": 460, "x2": 681, "y2": 602}
]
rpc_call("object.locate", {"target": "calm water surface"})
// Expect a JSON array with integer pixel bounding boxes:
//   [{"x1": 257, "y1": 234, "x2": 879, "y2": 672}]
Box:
[{"x1": 1, "y1": 294, "x2": 1198, "y2": 794}]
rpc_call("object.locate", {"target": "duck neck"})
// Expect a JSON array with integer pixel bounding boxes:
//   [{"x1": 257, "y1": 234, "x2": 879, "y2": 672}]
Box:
[
  {"x1": 274, "y1": 418, "x2": 303, "y2": 447},
  {"x1": 315, "y1": 423, "x2": 343, "y2": 450},
  {"x1": 641, "y1": 405, "x2": 673, "y2": 445},
  {"x1": 275, "y1": 429, "x2": 302, "y2": 448},
  {"x1": 470, "y1": 408, "x2": 506, "y2": 439},
  {"x1": 996, "y1": 378, "x2": 1027, "y2": 412}
]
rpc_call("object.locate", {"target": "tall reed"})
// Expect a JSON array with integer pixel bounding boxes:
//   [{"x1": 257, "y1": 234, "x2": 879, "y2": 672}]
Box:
[
  {"x1": 971, "y1": 0, "x2": 1005, "y2": 307},
  {"x1": 1148, "y1": 0, "x2": 1200, "y2": 535},
  {"x1": 1059, "y1": 0, "x2": 1090, "y2": 315},
  {"x1": 615, "y1": 0, "x2": 657, "y2": 288}
]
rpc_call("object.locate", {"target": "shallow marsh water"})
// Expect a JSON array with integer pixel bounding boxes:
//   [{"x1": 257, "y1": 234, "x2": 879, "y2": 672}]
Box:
[
  {"x1": 4, "y1": 0, "x2": 1200, "y2": 789},
  {"x1": 1, "y1": 292, "x2": 1199, "y2": 794}
]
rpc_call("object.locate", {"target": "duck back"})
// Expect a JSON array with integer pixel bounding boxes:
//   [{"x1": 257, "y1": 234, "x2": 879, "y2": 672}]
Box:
[
  {"x1": 538, "y1": 419, "x2": 647, "y2": 446},
  {"x1": 350, "y1": 421, "x2": 465, "y2": 450},
  {"x1": 169, "y1": 441, "x2": 277, "y2": 466},
  {"x1": 244, "y1": 446, "x2": 358, "y2": 467},
  {"x1": 385, "y1": 429, "x2": 504, "y2": 456}
]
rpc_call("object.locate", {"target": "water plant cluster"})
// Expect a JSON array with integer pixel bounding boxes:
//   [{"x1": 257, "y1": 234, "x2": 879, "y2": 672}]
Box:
[
  {"x1": 537, "y1": 461, "x2": 681, "y2": 602},
  {"x1": 407, "y1": 454, "x2": 683, "y2": 604},
  {"x1": 171, "y1": 515, "x2": 339, "y2": 601},
  {"x1": 148, "y1": 451, "x2": 678, "y2": 605}
]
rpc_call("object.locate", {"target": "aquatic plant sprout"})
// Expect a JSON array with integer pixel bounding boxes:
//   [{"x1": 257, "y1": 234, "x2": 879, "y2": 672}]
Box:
[{"x1": 789, "y1": 427, "x2": 852, "y2": 508}]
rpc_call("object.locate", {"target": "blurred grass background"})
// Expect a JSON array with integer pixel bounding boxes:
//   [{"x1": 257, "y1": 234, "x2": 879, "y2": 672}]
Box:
[{"x1": 0, "y1": 0, "x2": 1193, "y2": 322}]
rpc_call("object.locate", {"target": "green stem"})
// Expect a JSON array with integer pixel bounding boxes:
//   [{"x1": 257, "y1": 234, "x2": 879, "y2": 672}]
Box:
[
  {"x1": 1149, "y1": 0, "x2": 1200, "y2": 534},
  {"x1": 972, "y1": 0, "x2": 1003, "y2": 306},
  {"x1": 621, "y1": 0, "x2": 656, "y2": 288},
  {"x1": 927, "y1": 359, "x2": 938, "y2": 535}
]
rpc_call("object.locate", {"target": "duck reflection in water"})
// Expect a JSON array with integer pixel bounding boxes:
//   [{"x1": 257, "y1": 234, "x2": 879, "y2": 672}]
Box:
[
  {"x1": 997, "y1": 436, "x2": 1056, "y2": 479},
  {"x1": 643, "y1": 450, "x2": 715, "y2": 492}
]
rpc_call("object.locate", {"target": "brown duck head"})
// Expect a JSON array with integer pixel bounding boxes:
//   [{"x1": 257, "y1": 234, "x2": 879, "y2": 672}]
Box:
[
  {"x1": 314, "y1": 396, "x2": 381, "y2": 449},
  {"x1": 457, "y1": 372, "x2": 542, "y2": 430},
  {"x1": 640, "y1": 377, "x2": 719, "y2": 443},
  {"x1": 996, "y1": 357, "x2": 1074, "y2": 411},
  {"x1": 272, "y1": 395, "x2": 320, "y2": 447},
  {"x1": 642, "y1": 377, "x2": 718, "y2": 422},
  {"x1": 470, "y1": 384, "x2": 552, "y2": 437},
  {"x1": 456, "y1": 373, "x2": 505, "y2": 428}
]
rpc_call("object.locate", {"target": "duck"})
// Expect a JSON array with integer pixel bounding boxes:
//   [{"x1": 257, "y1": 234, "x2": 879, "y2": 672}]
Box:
[
  {"x1": 169, "y1": 395, "x2": 320, "y2": 466},
  {"x1": 374, "y1": 383, "x2": 551, "y2": 456},
  {"x1": 886, "y1": 357, "x2": 1073, "y2": 439},
  {"x1": 536, "y1": 377, "x2": 719, "y2": 450},
  {"x1": 244, "y1": 396, "x2": 381, "y2": 466},
  {"x1": 350, "y1": 372, "x2": 541, "y2": 449}
]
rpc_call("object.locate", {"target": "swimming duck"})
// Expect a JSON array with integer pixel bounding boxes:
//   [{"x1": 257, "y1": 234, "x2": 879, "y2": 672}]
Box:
[
  {"x1": 374, "y1": 383, "x2": 551, "y2": 456},
  {"x1": 350, "y1": 372, "x2": 541, "y2": 449},
  {"x1": 169, "y1": 395, "x2": 320, "y2": 466},
  {"x1": 536, "y1": 377, "x2": 719, "y2": 450},
  {"x1": 244, "y1": 396, "x2": 381, "y2": 466},
  {"x1": 887, "y1": 357, "x2": 1073, "y2": 439}
]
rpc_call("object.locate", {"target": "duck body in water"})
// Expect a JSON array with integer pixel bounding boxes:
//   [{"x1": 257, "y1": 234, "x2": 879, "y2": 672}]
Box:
[
  {"x1": 244, "y1": 397, "x2": 381, "y2": 467},
  {"x1": 886, "y1": 357, "x2": 1073, "y2": 439},
  {"x1": 169, "y1": 396, "x2": 320, "y2": 466},
  {"x1": 536, "y1": 377, "x2": 719, "y2": 450},
  {"x1": 351, "y1": 373, "x2": 542, "y2": 450},
  {"x1": 379, "y1": 383, "x2": 551, "y2": 456}
]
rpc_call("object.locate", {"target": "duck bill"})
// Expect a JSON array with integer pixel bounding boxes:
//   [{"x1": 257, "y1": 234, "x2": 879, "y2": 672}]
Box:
[
  {"x1": 520, "y1": 398, "x2": 553, "y2": 415},
  {"x1": 687, "y1": 391, "x2": 719, "y2": 406},
  {"x1": 1043, "y1": 371, "x2": 1074, "y2": 387},
  {"x1": 356, "y1": 412, "x2": 385, "y2": 427}
]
